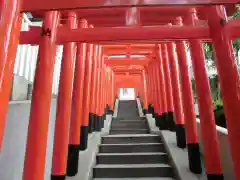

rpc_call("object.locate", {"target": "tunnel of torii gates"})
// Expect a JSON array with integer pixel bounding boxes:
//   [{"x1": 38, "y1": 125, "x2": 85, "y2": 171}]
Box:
[{"x1": 2, "y1": 0, "x2": 240, "y2": 180}]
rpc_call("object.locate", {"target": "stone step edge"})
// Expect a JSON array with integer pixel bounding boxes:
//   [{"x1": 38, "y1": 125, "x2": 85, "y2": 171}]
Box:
[
  {"x1": 94, "y1": 164, "x2": 172, "y2": 168},
  {"x1": 97, "y1": 152, "x2": 166, "y2": 156},
  {"x1": 99, "y1": 143, "x2": 163, "y2": 146}
]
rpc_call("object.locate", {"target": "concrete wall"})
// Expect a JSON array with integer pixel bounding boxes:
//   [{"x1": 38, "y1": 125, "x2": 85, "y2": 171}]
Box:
[
  {"x1": 196, "y1": 119, "x2": 235, "y2": 180},
  {"x1": 10, "y1": 75, "x2": 59, "y2": 101},
  {"x1": 194, "y1": 103, "x2": 235, "y2": 179},
  {"x1": 0, "y1": 100, "x2": 57, "y2": 180},
  {"x1": 11, "y1": 75, "x2": 30, "y2": 101},
  {"x1": 14, "y1": 15, "x2": 63, "y2": 95},
  {"x1": 0, "y1": 99, "x2": 113, "y2": 180}
]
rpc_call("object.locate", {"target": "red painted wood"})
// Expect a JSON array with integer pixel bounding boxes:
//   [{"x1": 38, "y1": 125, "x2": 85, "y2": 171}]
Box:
[
  {"x1": 0, "y1": 0, "x2": 22, "y2": 149},
  {"x1": 23, "y1": 11, "x2": 60, "y2": 180},
  {"x1": 206, "y1": 5, "x2": 240, "y2": 179},
  {"x1": 21, "y1": 0, "x2": 238, "y2": 12}
]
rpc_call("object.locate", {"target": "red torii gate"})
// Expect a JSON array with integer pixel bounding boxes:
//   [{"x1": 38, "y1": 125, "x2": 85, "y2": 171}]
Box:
[
  {"x1": 1, "y1": 1, "x2": 240, "y2": 180},
  {"x1": 18, "y1": 21, "x2": 240, "y2": 44},
  {"x1": 20, "y1": 0, "x2": 239, "y2": 12}
]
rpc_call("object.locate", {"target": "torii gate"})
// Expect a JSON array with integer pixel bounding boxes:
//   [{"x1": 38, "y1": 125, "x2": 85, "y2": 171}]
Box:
[{"x1": 1, "y1": 1, "x2": 240, "y2": 180}]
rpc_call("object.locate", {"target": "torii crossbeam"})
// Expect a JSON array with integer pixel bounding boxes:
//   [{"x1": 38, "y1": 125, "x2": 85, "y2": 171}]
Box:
[{"x1": 21, "y1": 0, "x2": 239, "y2": 12}]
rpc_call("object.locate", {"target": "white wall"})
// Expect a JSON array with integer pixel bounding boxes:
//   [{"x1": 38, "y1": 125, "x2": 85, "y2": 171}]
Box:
[
  {"x1": 119, "y1": 88, "x2": 135, "y2": 100},
  {"x1": 14, "y1": 14, "x2": 63, "y2": 95},
  {"x1": 196, "y1": 119, "x2": 235, "y2": 180},
  {"x1": 0, "y1": 100, "x2": 112, "y2": 180},
  {"x1": 194, "y1": 103, "x2": 235, "y2": 179},
  {"x1": 0, "y1": 100, "x2": 57, "y2": 180}
]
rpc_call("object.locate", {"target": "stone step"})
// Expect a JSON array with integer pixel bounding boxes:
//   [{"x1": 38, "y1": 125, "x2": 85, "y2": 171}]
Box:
[
  {"x1": 111, "y1": 125, "x2": 148, "y2": 129},
  {"x1": 99, "y1": 143, "x2": 166, "y2": 153},
  {"x1": 113, "y1": 117, "x2": 146, "y2": 121},
  {"x1": 94, "y1": 178, "x2": 175, "y2": 180},
  {"x1": 112, "y1": 118, "x2": 147, "y2": 123},
  {"x1": 104, "y1": 134, "x2": 158, "y2": 137},
  {"x1": 111, "y1": 120, "x2": 146, "y2": 123},
  {"x1": 101, "y1": 134, "x2": 161, "y2": 144},
  {"x1": 111, "y1": 121, "x2": 147, "y2": 125},
  {"x1": 96, "y1": 152, "x2": 169, "y2": 164},
  {"x1": 93, "y1": 164, "x2": 174, "y2": 178},
  {"x1": 113, "y1": 117, "x2": 141, "y2": 121},
  {"x1": 110, "y1": 129, "x2": 149, "y2": 134},
  {"x1": 93, "y1": 177, "x2": 175, "y2": 180},
  {"x1": 93, "y1": 101, "x2": 175, "y2": 179},
  {"x1": 117, "y1": 100, "x2": 139, "y2": 118}
]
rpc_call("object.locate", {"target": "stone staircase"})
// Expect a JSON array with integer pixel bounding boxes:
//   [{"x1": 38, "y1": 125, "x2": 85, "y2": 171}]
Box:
[{"x1": 93, "y1": 100, "x2": 176, "y2": 180}]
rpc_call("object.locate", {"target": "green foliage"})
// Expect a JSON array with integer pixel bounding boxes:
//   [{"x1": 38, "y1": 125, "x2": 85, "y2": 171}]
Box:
[
  {"x1": 212, "y1": 99, "x2": 226, "y2": 128},
  {"x1": 232, "y1": 38, "x2": 240, "y2": 56},
  {"x1": 194, "y1": 7, "x2": 240, "y2": 128},
  {"x1": 203, "y1": 6, "x2": 240, "y2": 68},
  {"x1": 209, "y1": 75, "x2": 221, "y2": 100},
  {"x1": 214, "y1": 108, "x2": 227, "y2": 128},
  {"x1": 228, "y1": 5, "x2": 240, "y2": 19},
  {"x1": 203, "y1": 43, "x2": 214, "y2": 60},
  {"x1": 212, "y1": 99, "x2": 223, "y2": 110}
]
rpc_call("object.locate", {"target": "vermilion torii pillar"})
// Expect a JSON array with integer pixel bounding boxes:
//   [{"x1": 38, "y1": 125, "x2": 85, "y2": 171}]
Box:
[
  {"x1": 161, "y1": 44, "x2": 175, "y2": 131},
  {"x1": 88, "y1": 44, "x2": 98, "y2": 133},
  {"x1": 98, "y1": 63, "x2": 105, "y2": 130},
  {"x1": 23, "y1": 11, "x2": 60, "y2": 180},
  {"x1": 102, "y1": 67, "x2": 108, "y2": 121},
  {"x1": 104, "y1": 66, "x2": 109, "y2": 120},
  {"x1": 142, "y1": 69, "x2": 149, "y2": 115},
  {"x1": 0, "y1": 0, "x2": 22, "y2": 149},
  {"x1": 93, "y1": 46, "x2": 103, "y2": 131},
  {"x1": 206, "y1": 5, "x2": 240, "y2": 180},
  {"x1": 156, "y1": 45, "x2": 168, "y2": 130},
  {"x1": 110, "y1": 70, "x2": 115, "y2": 114},
  {"x1": 104, "y1": 68, "x2": 110, "y2": 115},
  {"x1": 106, "y1": 68, "x2": 114, "y2": 117},
  {"x1": 145, "y1": 67, "x2": 154, "y2": 115},
  {"x1": 135, "y1": 86, "x2": 140, "y2": 99},
  {"x1": 185, "y1": 9, "x2": 223, "y2": 180},
  {"x1": 99, "y1": 62, "x2": 107, "y2": 129},
  {"x1": 105, "y1": 67, "x2": 113, "y2": 115},
  {"x1": 135, "y1": 79, "x2": 140, "y2": 98},
  {"x1": 167, "y1": 42, "x2": 186, "y2": 148},
  {"x1": 148, "y1": 62, "x2": 156, "y2": 116},
  {"x1": 175, "y1": 17, "x2": 202, "y2": 174},
  {"x1": 95, "y1": 51, "x2": 104, "y2": 131},
  {"x1": 79, "y1": 28, "x2": 94, "y2": 149},
  {"x1": 67, "y1": 19, "x2": 87, "y2": 177},
  {"x1": 103, "y1": 65, "x2": 110, "y2": 121},
  {"x1": 51, "y1": 12, "x2": 77, "y2": 180},
  {"x1": 152, "y1": 60, "x2": 163, "y2": 126},
  {"x1": 145, "y1": 70, "x2": 150, "y2": 109},
  {"x1": 145, "y1": 64, "x2": 153, "y2": 114},
  {"x1": 147, "y1": 61, "x2": 158, "y2": 118},
  {"x1": 100, "y1": 55, "x2": 106, "y2": 128}
]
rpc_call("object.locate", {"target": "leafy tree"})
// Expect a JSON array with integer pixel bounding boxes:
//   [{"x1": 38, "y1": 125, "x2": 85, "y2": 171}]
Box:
[
  {"x1": 201, "y1": 6, "x2": 240, "y2": 102},
  {"x1": 203, "y1": 5, "x2": 240, "y2": 68}
]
